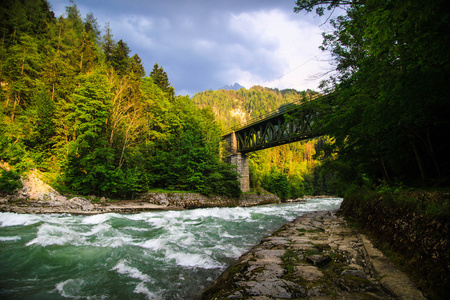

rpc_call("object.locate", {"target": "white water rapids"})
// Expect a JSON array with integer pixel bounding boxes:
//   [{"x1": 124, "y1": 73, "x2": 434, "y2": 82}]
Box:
[{"x1": 0, "y1": 197, "x2": 342, "y2": 299}]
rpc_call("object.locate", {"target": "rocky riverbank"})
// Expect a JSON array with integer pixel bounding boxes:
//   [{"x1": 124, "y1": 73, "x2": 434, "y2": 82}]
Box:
[
  {"x1": 202, "y1": 210, "x2": 426, "y2": 299},
  {"x1": 0, "y1": 193, "x2": 284, "y2": 215},
  {"x1": 0, "y1": 170, "x2": 284, "y2": 214}
]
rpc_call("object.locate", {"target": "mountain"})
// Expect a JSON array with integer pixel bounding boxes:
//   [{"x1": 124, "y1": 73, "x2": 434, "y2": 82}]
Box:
[{"x1": 219, "y1": 83, "x2": 244, "y2": 91}]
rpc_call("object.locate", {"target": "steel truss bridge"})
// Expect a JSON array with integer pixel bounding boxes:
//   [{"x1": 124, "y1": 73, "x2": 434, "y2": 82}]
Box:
[
  {"x1": 222, "y1": 95, "x2": 330, "y2": 191},
  {"x1": 223, "y1": 99, "x2": 327, "y2": 154}
]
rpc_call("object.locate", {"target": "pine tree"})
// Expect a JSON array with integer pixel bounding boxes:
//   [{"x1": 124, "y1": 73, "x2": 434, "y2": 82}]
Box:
[
  {"x1": 150, "y1": 63, "x2": 174, "y2": 98},
  {"x1": 128, "y1": 54, "x2": 145, "y2": 78},
  {"x1": 65, "y1": 0, "x2": 83, "y2": 36},
  {"x1": 111, "y1": 39, "x2": 130, "y2": 76},
  {"x1": 65, "y1": 71, "x2": 113, "y2": 195},
  {"x1": 101, "y1": 22, "x2": 115, "y2": 64},
  {"x1": 84, "y1": 12, "x2": 100, "y2": 42},
  {"x1": 76, "y1": 31, "x2": 98, "y2": 74}
]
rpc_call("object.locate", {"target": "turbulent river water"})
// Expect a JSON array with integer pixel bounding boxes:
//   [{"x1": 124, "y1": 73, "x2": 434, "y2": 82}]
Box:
[{"x1": 0, "y1": 197, "x2": 342, "y2": 299}]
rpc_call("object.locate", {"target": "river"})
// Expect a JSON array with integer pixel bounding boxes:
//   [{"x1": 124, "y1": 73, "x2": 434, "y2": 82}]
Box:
[{"x1": 0, "y1": 197, "x2": 342, "y2": 299}]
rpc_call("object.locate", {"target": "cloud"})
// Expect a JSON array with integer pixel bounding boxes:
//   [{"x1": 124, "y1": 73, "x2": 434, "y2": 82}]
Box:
[{"x1": 47, "y1": 0, "x2": 333, "y2": 95}]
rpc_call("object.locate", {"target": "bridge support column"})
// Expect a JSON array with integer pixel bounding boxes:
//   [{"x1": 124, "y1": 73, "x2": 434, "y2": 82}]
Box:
[
  {"x1": 224, "y1": 131, "x2": 250, "y2": 192},
  {"x1": 230, "y1": 152, "x2": 250, "y2": 192}
]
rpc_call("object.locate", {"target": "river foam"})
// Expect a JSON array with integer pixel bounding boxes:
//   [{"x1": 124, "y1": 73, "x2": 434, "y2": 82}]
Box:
[{"x1": 0, "y1": 197, "x2": 342, "y2": 299}]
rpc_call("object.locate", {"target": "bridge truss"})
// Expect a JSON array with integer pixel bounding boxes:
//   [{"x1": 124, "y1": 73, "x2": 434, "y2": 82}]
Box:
[{"x1": 228, "y1": 104, "x2": 322, "y2": 153}]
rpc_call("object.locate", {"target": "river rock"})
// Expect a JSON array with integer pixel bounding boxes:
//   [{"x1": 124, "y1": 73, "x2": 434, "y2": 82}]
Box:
[
  {"x1": 238, "y1": 280, "x2": 306, "y2": 298},
  {"x1": 294, "y1": 265, "x2": 324, "y2": 281},
  {"x1": 341, "y1": 269, "x2": 367, "y2": 279},
  {"x1": 17, "y1": 170, "x2": 61, "y2": 201},
  {"x1": 139, "y1": 192, "x2": 280, "y2": 208},
  {"x1": 306, "y1": 254, "x2": 331, "y2": 267},
  {"x1": 66, "y1": 197, "x2": 95, "y2": 210}
]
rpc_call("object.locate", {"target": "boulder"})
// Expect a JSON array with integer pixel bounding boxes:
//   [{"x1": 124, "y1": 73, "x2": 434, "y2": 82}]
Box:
[{"x1": 66, "y1": 197, "x2": 95, "y2": 210}]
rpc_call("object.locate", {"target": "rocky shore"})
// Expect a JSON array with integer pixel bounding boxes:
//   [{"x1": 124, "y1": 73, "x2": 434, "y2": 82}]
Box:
[
  {"x1": 0, "y1": 170, "x2": 283, "y2": 214},
  {"x1": 0, "y1": 193, "x2": 284, "y2": 215},
  {"x1": 202, "y1": 210, "x2": 426, "y2": 299}
]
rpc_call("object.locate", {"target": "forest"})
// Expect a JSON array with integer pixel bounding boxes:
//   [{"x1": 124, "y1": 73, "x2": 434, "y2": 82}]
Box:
[
  {"x1": 192, "y1": 87, "x2": 332, "y2": 200},
  {"x1": 1, "y1": 0, "x2": 449, "y2": 201},
  {"x1": 195, "y1": 0, "x2": 450, "y2": 198},
  {"x1": 292, "y1": 0, "x2": 450, "y2": 193},
  {"x1": 0, "y1": 0, "x2": 240, "y2": 198}
]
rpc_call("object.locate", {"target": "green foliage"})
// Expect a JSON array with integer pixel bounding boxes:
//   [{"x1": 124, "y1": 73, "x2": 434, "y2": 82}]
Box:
[
  {"x1": 150, "y1": 63, "x2": 174, "y2": 99},
  {"x1": 0, "y1": 2, "x2": 241, "y2": 198},
  {"x1": 63, "y1": 71, "x2": 115, "y2": 195},
  {"x1": 295, "y1": 0, "x2": 450, "y2": 190},
  {"x1": 111, "y1": 39, "x2": 130, "y2": 75},
  {"x1": 101, "y1": 22, "x2": 114, "y2": 64},
  {"x1": 144, "y1": 93, "x2": 241, "y2": 198},
  {"x1": 0, "y1": 169, "x2": 23, "y2": 194},
  {"x1": 264, "y1": 171, "x2": 291, "y2": 201},
  {"x1": 129, "y1": 54, "x2": 145, "y2": 77},
  {"x1": 193, "y1": 87, "x2": 331, "y2": 197}
]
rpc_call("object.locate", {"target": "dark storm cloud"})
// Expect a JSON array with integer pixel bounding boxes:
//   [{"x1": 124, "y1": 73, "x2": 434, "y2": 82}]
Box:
[{"x1": 48, "y1": 0, "x2": 332, "y2": 95}]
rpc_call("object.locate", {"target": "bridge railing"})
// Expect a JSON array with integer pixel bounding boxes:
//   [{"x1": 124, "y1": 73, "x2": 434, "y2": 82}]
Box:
[{"x1": 222, "y1": 94, "x2": 321, "y2": 135}]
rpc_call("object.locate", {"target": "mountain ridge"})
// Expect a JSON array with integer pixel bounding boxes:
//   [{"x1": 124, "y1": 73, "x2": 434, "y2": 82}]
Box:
[{"x1": 218, "y1": 83, "x2": 245, "y2": 91}]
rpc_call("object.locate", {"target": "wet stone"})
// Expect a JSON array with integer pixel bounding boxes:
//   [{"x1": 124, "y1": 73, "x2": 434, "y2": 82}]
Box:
[
  {"x1": 241, "y1": 280, "x2": 306, "y2": 299},
  {"x1": 306, "y1": 254, "x2": 332, "y2": 267},
  {"x1": 341, "y1": 269, "x2": 367, "y2": 279},
  {"x1": 251, "y1": 264, "x2": 284, "y2": 281},
  {"x1": 261, "y1": 237, "x2": 289, "y2": 247},
  {"x1": 291, "y1": 243, "x2": 315, "y2": 250},
  {"x1": 294, "y1": 265, "x2": 324, "y2": 281}
]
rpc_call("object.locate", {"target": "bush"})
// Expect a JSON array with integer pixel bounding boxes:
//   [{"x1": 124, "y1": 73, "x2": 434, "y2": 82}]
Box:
[
  {"x1": 266, "y1": 172, "x2": 291, "y2": 201},
  {"x1": 0, "y1": 170, "x2": 23, "y2": 194}
]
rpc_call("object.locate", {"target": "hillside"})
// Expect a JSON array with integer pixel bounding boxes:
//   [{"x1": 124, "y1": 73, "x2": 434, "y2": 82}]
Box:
[
  {"x1": 191, "y1": 86, "x2": 329, "y2": 198},
  {"x1": 192, "y1": 86, "x2": 319, "y2": 130}
]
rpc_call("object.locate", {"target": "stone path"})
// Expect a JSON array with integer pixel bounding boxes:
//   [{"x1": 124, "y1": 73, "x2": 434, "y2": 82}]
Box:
[{"x1": 202, "y1": 210, "x2": 426, "y2": 299}]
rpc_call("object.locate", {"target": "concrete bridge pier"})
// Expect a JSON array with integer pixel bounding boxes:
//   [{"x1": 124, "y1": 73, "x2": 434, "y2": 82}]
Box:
[
  {"x1": 230, "y1": 153, "x2": 250, "y2": 192},
  {"x1": 224, "y1": 131, "x2": 250, "y2": 192}
]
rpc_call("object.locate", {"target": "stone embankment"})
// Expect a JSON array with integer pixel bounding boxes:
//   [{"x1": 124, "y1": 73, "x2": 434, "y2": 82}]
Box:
[{"x1": 202, "y1": 211, "x2": 425, "y2": 300}]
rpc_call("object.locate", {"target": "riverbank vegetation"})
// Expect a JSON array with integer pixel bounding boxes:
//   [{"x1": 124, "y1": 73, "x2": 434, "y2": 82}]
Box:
[
  {"x1": 0, "y1": 0, "x2": 240, "y2": 199},
  {"x1": 294, "y1": 0, "x2": 449, "y2": 192}
]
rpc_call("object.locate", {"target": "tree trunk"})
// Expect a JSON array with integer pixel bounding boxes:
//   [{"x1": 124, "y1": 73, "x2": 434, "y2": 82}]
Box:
[
  {"x1": 0, "y1": 161, "x2": 10, "y2": 172},
  {"x1": 409, "y1": 137, "x2": 425, "y2": 182},
  {"x1": 425, "y1": 129, "x2": 441, "y2": 178},
  {"x1": 21, "y1": 45, "x2": 26, "y2": 75},
  {"x1": 380, "y1": 156, "x2": 391, "y2": 184}
]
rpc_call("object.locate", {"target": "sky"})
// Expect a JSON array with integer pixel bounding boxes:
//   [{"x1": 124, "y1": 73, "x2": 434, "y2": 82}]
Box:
[{"x1": 47, "y1": 0, "x2": 335, "y2": 96}]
